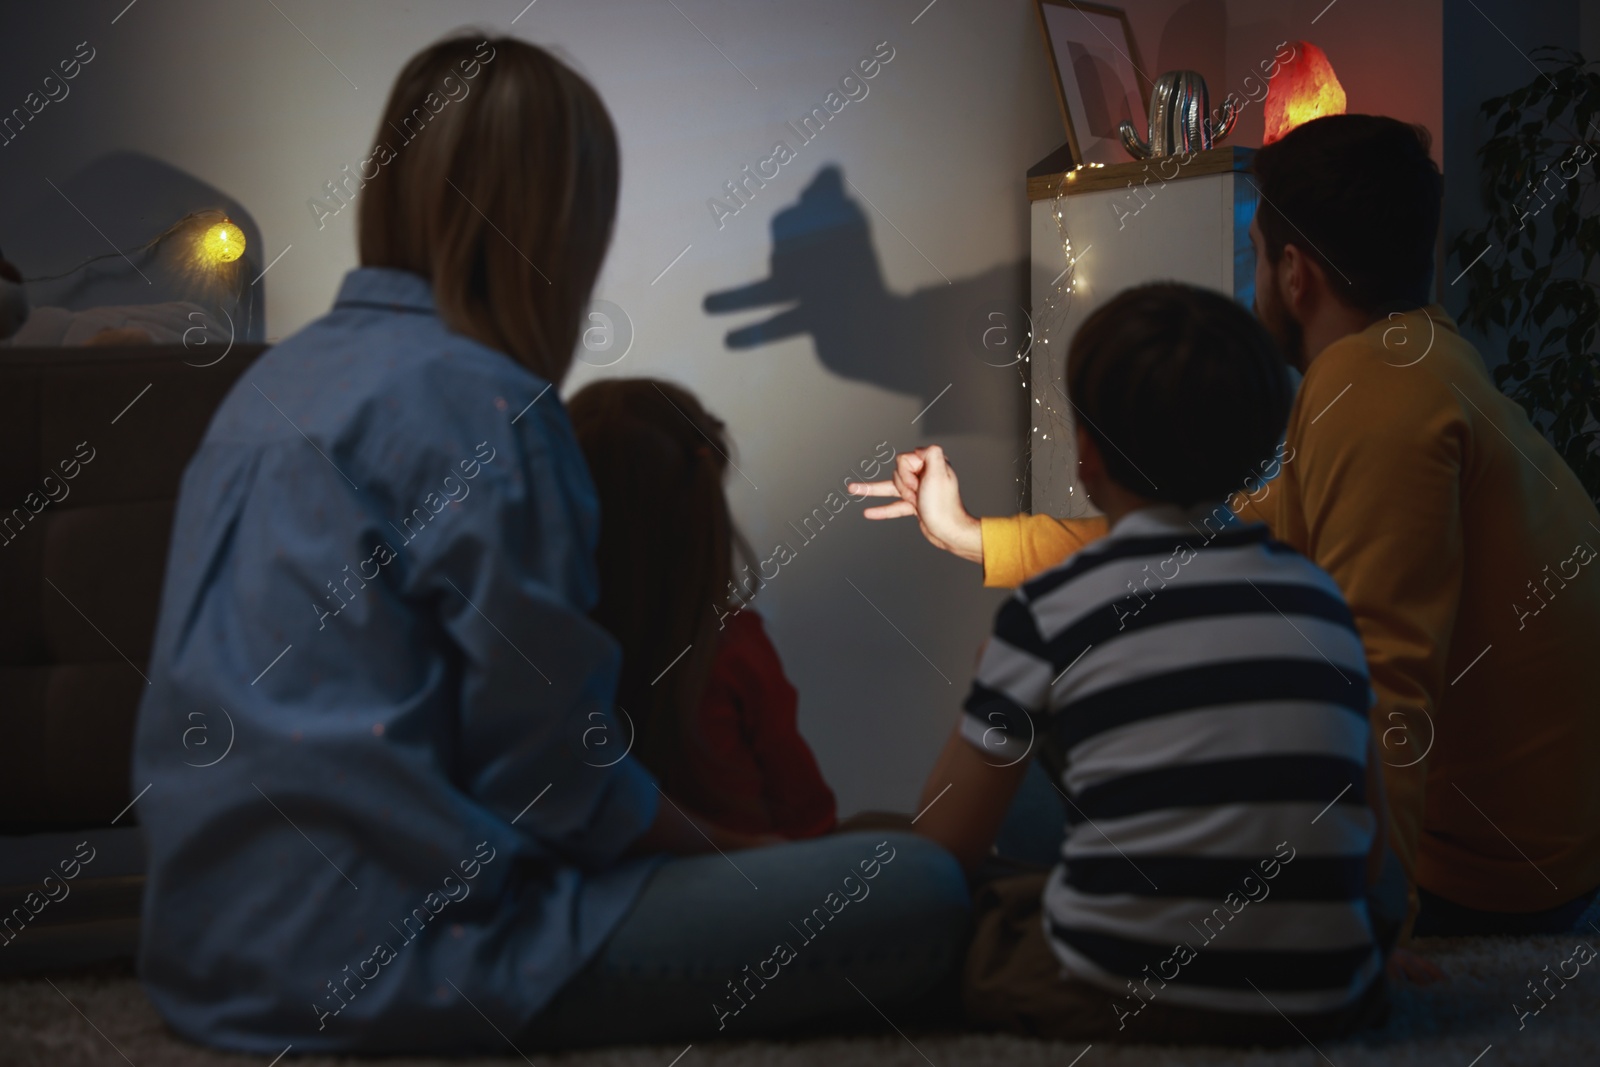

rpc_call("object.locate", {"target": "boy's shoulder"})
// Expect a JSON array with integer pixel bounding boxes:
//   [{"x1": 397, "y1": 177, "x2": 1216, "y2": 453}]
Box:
[
  {"x1": 1013, "y1": 515, "x2": 1352, "y2": 638},
  {"x1": 1017, "y1": 514, "x2": 1292, "y2": 600}
]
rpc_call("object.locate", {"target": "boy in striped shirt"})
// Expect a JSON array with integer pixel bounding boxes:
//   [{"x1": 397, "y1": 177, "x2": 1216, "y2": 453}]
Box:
[{"x1": 913, "y1": 283, "x2": 1396, "y2": 1044}]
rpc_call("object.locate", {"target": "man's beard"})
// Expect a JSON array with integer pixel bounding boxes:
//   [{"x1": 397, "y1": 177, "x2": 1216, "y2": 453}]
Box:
[{"x1": 1254, "y1": 272, "x2": 1305, "y2": 371}]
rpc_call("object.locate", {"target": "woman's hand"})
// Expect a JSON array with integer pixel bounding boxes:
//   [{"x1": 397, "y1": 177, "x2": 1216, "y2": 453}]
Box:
[
  {"x1": 847, "y1": 446, "x2": 983, "y2": 564},
  {"x1": 629, "y1": 792, "x2": 783, "y2": 857},
  {"x1": 721, "y1": 830, "x2": 787, "y2": 850},
  {"x1": 1388, "y1": 947, "x2": 1447, "y2": 986}
]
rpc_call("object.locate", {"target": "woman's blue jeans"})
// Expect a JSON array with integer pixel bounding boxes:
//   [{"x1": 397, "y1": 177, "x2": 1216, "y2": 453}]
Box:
[{"x1": 521, "y1": 831, "x2": 970, "y2": 1049}]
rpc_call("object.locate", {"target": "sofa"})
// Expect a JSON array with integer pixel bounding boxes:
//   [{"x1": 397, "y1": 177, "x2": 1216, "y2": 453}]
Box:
[{"x1": 0, "y1": 341, "x2": 265, "y2": 974}]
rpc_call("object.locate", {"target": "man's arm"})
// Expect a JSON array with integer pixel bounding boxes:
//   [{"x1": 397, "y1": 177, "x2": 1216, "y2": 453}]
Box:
[
  {"x1": 980, "y1": 513, "x2": 1109, "y2": 588},
  {"x1": 1289, "y1": 353, "x2": 1466, "y2": 925},
  {"x1": 849, "y1": 446, "x2": 1109, "y2": 586},
  {"x1": 1365, "y1": 731, "x2": 1388, "y2": 889}
]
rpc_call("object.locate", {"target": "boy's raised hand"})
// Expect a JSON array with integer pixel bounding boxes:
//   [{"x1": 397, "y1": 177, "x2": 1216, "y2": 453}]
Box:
[{"x1": 848, "y1": 446, "x2": 983, "y2": 564}]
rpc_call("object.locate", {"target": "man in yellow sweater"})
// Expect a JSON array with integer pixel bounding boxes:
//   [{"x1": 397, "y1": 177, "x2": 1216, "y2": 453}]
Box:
[{"x1": 853, "y1": 115, "x2": 1600, "y2": 937}]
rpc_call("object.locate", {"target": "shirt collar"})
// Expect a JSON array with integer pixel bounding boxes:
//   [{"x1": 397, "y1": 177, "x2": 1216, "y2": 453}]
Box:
[
  {"x1": 1360, "y1": 303, "x2": 1459, "y2": 341},
  {"x1": 1104, "y1": 500, "x2": 1240, "y2": 542},
  {"x1": 332, "y1": 267, "x2": 437, "y2": 314}
]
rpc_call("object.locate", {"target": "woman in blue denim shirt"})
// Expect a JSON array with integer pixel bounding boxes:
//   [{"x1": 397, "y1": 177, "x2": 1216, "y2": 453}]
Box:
[{"x1": 133, "y1": 34, "x2": 966, "y2": 1054}]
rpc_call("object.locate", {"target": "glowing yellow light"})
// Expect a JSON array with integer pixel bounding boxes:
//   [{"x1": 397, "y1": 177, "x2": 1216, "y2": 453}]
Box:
[{"x1": 200, "y1": 220, "x2": 246, "y2": 265}]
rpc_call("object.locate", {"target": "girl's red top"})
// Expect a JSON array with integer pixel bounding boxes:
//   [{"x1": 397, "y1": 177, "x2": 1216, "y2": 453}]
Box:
[{"x1": 659, "y1": 610, "x2": 836, "y2": 839}]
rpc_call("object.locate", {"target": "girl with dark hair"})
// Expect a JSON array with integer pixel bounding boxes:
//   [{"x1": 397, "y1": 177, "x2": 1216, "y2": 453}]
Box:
[
  {"x1": 569, "y1": 378, "x2": 835, "y2": 839},
  {"x1": 134, "y1": 33, "x2": 964, "y2": 1055}
]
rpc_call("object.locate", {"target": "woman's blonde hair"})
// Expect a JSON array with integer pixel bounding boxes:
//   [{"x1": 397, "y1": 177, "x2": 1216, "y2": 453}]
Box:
[{"x1": 359, "y1": 34, "x2": 618, "y2": 384}]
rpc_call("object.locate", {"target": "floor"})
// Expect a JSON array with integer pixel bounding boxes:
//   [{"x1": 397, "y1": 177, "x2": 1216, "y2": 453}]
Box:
[{"x1": 3, "y1": 934, "x2": 1595, "y2": 1066}]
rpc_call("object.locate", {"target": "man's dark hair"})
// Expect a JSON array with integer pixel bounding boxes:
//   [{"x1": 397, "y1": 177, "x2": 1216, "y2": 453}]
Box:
[
  {"x1": 1067, "y1": 283, "x2": 1291, "y2": 507},
  {"x1": 1251, "y1": 113, "x2": 1442, "y2": 314}
]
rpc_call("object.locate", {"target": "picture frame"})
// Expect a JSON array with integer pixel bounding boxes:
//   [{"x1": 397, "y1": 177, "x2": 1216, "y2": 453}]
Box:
[{"x1": 1032, "y1": 1, "x2": 1151, "y2": 167}]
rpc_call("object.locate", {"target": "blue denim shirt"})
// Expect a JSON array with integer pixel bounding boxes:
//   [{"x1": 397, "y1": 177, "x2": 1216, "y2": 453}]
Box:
[{"x1": 133, "y1": 267, "x2": 660, "y2": 1053}]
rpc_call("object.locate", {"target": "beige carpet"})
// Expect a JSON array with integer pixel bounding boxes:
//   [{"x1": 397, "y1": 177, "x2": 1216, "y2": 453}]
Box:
[{"x1": 3, "y1": 936, "x2": 1595, "y2": 1066}]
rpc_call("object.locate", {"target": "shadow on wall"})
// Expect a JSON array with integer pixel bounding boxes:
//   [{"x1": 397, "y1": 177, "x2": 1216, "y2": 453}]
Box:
[
  {"x1": 704, "y1": 165, "x2": 1029, "y2": 438},
  {"x1": 0, "y1": 150, "x2": 264, "y2": 341}
]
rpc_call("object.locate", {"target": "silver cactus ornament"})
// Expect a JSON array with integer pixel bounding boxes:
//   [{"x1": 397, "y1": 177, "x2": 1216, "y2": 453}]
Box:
[{"x1": 1118, "y1": 70, "x2": 1238, "y2": 160}]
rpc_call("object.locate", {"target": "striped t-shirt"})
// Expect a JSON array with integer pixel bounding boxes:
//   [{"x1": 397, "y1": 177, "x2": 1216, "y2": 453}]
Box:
[{"x1": 963, "y1": 503, "x2": 1381, "y2": 1018}]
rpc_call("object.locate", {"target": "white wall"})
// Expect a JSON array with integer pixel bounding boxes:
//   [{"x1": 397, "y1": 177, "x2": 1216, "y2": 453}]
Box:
[
  {"x1": 0, "y1": 0, "x2": 1452, "y2": 815},
  {"x1": 0, "y1": 0, "x2": 1065, "y2": 815}
]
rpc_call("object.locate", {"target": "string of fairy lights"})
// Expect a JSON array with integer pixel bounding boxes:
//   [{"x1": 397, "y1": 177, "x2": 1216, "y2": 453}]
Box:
[
  {"x1": 1014, "y1": 162, "x2": 1099, "y2": 513},
  {"x1": 23, "y1": 211, "x2": 247, "y2": 282},
  {"x1": 16, "y1": 208, "x2": 252, "y2": 341}
]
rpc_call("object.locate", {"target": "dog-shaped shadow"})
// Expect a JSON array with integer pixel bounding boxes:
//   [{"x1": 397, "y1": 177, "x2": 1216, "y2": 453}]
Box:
[{"x1": 704, "y1": 165, "x2": 1029, "y2": 437}]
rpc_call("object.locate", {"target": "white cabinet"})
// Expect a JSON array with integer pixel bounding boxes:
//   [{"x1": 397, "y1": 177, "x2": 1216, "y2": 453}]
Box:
[{"x1": 1027, "y1": 146, "x2": 1256, "y2": 516}]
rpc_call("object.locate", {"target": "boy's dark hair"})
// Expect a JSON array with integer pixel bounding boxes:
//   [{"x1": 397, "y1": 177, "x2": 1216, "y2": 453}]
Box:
[
  {"x1": 1068, "y1": 283, "x2": 1291, "y2": 508},
  {"x1": 1251, "y1": 113, "x2": 1442, "y2": 315}
]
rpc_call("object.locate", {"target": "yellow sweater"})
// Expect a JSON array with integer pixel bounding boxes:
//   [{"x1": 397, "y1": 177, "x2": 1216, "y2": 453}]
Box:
[{"x1": 982, "y1": 307, "x2": 1600, "y2": 914}]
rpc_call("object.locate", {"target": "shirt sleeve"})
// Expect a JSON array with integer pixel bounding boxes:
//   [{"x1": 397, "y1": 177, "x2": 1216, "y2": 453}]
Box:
[
  {"x1": 1289, "y1": 350, "x2": 1466, "y2": 905},
  {"x1": 1230, "y1": 486, "x2": 1273, "y2": 526},
  {"x1": 399, "y1": 390, "x2": 658, "y2": 872},
  {"x1": 723, "y1": 615, "x2": 837, "y2": 839},
  {"x1": 980, "y1": 513, "x2": 1109, "y2": 588},
  {"x1": 960, "y1": 595, "x2": 1057, "y2": 765}
]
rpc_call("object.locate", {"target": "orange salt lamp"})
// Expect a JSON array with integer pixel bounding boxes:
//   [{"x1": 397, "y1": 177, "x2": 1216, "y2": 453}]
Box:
[{"x1": 1263, "y1": 41, "x2": 1346, "y2": 145}]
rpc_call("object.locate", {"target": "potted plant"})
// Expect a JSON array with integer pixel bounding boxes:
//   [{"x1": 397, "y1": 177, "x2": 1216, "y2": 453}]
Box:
[{"x1": 1451, "y1": 46, "x2": 1600, "y2": 506}]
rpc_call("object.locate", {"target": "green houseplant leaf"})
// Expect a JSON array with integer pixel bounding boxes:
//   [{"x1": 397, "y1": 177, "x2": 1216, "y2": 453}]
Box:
[{"x1": 1454, "y1": 46, "x2": 1600, "y2": 506}]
